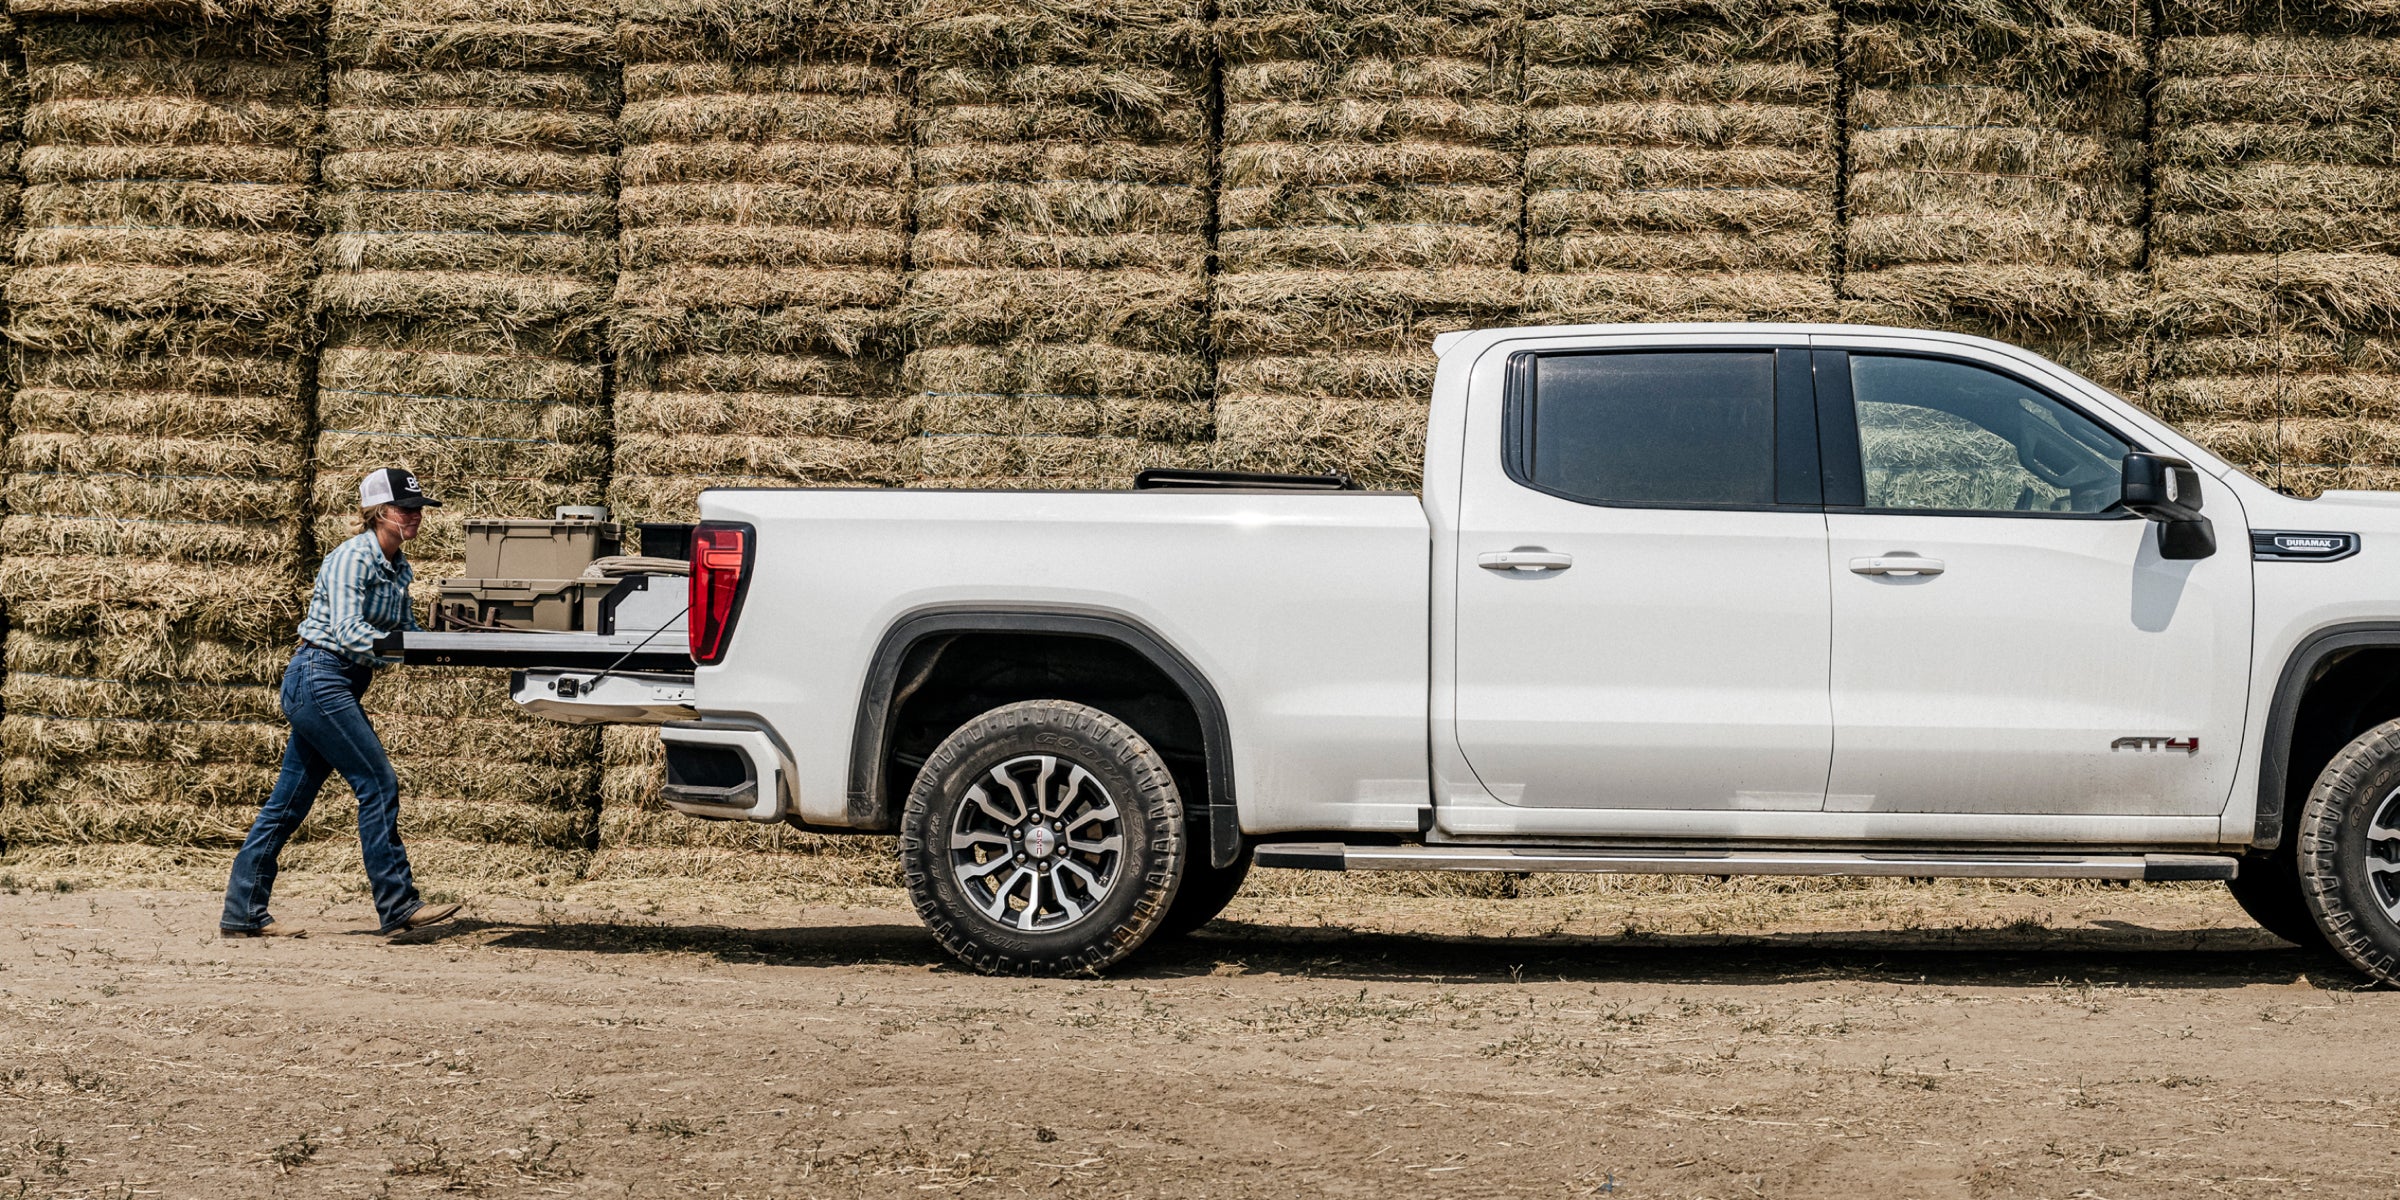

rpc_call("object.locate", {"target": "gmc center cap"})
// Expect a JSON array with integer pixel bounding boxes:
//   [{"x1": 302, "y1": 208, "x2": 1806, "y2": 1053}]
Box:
[{"x1": 360, "y1": 467, "x2": 442, "y2": 509}]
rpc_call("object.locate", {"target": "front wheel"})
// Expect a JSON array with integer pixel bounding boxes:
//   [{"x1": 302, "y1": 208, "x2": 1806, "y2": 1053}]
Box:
[
  {"x1": 900, "y1": 700, "x2": 1185, "y2": 975},
  {"x1": 2298, "y1": 719, "x2": 2400, "y2": 985}
]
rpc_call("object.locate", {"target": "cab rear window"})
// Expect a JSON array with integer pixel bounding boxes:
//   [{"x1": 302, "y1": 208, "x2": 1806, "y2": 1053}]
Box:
[{"x1": 1519, "y1": 350, "x2": 1778, "y2": 507}]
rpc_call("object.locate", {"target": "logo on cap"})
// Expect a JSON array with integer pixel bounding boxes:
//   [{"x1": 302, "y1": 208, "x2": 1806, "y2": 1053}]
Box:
[{"x1": 359, "y1": 467, "x2": 436, "y2": 508}]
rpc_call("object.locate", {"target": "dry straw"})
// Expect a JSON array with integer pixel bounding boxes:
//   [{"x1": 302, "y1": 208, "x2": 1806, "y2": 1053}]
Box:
[
  {"x1": 0, "y1": 9, "x2": 312, "y2": 846},
  {"x1": 2151, "y1": 0, "x2": 2400, "y2": 494},
  {"x1": 1215, "y1": 0, "x2": 1521, "y2": 486},
  {"x1": 611, "y1": 0, "x2": 913, "y2": 516},
  {"x1": 1523, "y1": 0, "x2": 1835, "y2": 333},
  {"x1": 313, "y1": 0, "x2": 620, "y2": 566},
  {"x1": 1839, "y1": 0, "x2": 2144, "y2": 392},
  {"x1": 602, "y1": 0, "x2": 917, "y2": 856},
  {"x1": 902, "y1": 0, "x2": 1212, "y2": 488}
]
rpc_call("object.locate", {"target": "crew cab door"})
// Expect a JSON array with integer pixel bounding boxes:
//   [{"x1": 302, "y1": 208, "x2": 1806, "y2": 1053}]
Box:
[
  {"x1": 1813, "y1": 340, "x2": 2252, "y2": 819},
  {"x1": 1449, "y1": 340, "x2": 1833, "y2": 813}
]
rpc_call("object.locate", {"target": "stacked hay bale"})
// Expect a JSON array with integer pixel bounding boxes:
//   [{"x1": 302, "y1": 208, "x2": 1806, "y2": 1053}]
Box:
[
  {"x1": 2151, "y1": 1, "x2": 2400, "y2": 495},
  {"x1": 1840, "y1": 0, "x2": 2148, "y2": 393},
  {"x1": 904, "y1": 0, "x2": 1212, "y2": 488},
  {"x1": 611, "y1": 0, "x2": 912, "y2": 520},
  {"x1": 0, "y1": 1, "x2": 314, "y2": 856},
  {"x1": 1521, "y1": 0, "x2": 1837, "y2": 328},
  {"x1": 594, "y1": 0, "x2": 908, "y2": 879},
  {"x1": 1214, "y1": 0, "x2": 1521, "y2": 487},
  {"x1": 309, "y1": 0, "x2": 618, "y2": 875},
  {"x1": 0, "y1": 8, "x2": 16, "y2": 315}
]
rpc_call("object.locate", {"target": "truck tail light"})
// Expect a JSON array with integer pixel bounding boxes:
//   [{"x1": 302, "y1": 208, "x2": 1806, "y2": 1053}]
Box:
[{"x1": 688, "y1": 522, "x2": 752, "y2": 665}]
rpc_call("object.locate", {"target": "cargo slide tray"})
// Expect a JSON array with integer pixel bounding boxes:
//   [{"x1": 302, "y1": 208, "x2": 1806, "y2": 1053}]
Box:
[{"x1": 390, "y1": 630, "x2": 693, "y2": 672}]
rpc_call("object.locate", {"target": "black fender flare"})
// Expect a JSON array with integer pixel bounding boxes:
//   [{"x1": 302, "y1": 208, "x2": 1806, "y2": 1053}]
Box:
[
  {"x1": 2255, "y1": 621, "x2": 2400, "y2": 849},
  {"x1": 847, "y1": 605, "x2": 1243, "y2": 868}
]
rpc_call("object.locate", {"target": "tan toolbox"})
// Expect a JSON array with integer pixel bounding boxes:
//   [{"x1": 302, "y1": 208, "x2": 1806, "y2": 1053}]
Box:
[
  {"x1": 463, "y1": 510, "x2": 621, "y2": 581},
  {"x1": 433, "y1": 577, "x2": 596, "y2": 632}
]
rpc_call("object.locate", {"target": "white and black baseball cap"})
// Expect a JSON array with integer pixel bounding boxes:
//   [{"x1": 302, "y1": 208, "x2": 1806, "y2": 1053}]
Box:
[{"x1": 359, "y1": 467, "x2": 441, "y2": 509}]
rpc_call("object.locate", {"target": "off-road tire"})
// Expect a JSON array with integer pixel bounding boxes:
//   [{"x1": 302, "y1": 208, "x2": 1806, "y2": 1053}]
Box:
[
  {"x1": 2226, "y1": 844, "x2": 2331, "y2": 951},
  {"x1": 1155, "y1": 844, "x2": 1252, "y2": 939},
  {"x1": 900, "y1": 700, "x2": 1184, "y2": 975},
  {"x1": 2298, "y1": 718, "x2": 2400, "y2": 985}
]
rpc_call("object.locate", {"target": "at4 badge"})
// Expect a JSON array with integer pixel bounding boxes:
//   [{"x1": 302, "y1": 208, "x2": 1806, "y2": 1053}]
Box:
[{"x1": 2112, "y1": 736, "x2": 2199, "y2": 754}]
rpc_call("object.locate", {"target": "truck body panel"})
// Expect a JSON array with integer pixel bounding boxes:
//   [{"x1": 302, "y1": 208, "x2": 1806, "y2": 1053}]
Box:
[{"x1": 2225, "y1": 489, "x2": 2400, "y2": 842}]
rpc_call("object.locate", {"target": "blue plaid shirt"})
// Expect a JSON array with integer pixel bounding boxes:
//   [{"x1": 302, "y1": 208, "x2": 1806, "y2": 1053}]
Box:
[{"x1": 298, "y1": 532, "x2": 419, "y2": 667}]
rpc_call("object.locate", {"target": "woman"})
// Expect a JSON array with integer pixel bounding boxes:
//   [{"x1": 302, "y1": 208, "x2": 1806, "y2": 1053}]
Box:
[{"x1": 220, "y1": 468, "x2": 463, "y2": 938}]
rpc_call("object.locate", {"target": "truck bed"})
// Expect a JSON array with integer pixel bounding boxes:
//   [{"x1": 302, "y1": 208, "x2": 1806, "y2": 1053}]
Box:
[{"x1": 695, "y1": 487, "x2": 1434, "y2": 836}]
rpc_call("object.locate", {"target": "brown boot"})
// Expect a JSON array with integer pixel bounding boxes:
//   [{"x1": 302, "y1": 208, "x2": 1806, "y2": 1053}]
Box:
[
  {"x1": 221, "y1": 921, "x2": 305, "y2": 939},
  {"x1": 389, "y1": 902, "x2": 461, "y2": 935}
]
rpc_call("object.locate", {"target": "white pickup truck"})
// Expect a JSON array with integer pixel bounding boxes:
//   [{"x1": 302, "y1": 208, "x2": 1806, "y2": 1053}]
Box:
[{"x1": 501, "y1": 323, "x2": 2400, "y2": 981}]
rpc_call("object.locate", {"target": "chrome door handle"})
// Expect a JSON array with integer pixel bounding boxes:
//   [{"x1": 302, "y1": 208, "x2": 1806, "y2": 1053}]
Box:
[
  {"x1": 1850, "y1": 555, "x2": 1945, "y2": 577},
  {"x1": 1479, "y1": 551, "x2": 1573, "y2": 573}
]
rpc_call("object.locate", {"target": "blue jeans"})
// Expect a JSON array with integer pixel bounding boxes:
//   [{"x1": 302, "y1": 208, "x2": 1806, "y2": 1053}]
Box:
[{"x1": 222, "y1": 645, "x2": 424, "y2": 933}]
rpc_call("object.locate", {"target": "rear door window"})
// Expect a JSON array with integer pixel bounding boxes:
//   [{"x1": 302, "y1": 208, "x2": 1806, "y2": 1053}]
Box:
[{"x1": 1519, "y1": 351, "x2": 1779, "y2": 507}]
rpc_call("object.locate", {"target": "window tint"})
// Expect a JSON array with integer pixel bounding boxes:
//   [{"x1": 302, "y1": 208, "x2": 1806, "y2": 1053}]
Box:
[
  {"x1": 1850, "y1": 355, "x2": 2129, "y2": 513},
  {"x1": 1527, "y1": 351, "x2": 1777, "y2": 506}
]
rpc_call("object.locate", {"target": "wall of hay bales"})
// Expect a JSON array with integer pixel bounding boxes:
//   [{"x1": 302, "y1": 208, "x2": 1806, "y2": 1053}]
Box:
[
  {"x1": 906, "y1": 0, "x2": 1215, "y2": 487},
  {"x1": 0, "y1": 0, "x2": 316, "y2": 860},
  {"x1": 610, "y1": 0, "x2": 911, "y2": 515},
  {"x1": 1840, "y1": 0, "x2": 2149, "y2": 393},
  {"x1": 1213, "y1": 0, "x2": 1520, "y2": 487},
  {"x1": 593, "y1": 0, "x2": 913, "y2": 880},
  {"x1": 5, "y1": 0, "x2": 2400, "y2": 882}
]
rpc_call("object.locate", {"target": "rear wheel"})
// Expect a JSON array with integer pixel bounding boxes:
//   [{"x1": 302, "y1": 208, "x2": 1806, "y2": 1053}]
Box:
[
  {"x1": 899, "y1": 700, "x2": 1184, "y2": 975},
  {"x1": 2298, "y1": 718, "x2": 2400, "y2": 985}
]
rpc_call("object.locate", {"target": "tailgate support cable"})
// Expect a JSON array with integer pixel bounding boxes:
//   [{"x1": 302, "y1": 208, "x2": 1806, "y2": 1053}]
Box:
[{"x1": 554, "y1": 604, "x2": 689, "y2": 698}]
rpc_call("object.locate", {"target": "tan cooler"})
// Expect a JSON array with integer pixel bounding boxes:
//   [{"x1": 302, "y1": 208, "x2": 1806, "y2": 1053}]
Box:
[{"x1": 463, "y1": 512, "x2": 621, "y2": 581}]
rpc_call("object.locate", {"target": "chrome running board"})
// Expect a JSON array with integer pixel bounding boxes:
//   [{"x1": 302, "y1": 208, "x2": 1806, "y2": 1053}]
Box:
[{"x1": 1252, "y1": 844, "x2": 2236, "y2": 882}]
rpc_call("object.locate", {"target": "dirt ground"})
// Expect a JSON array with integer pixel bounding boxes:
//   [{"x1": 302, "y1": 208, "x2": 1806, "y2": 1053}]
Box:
[{"x1": 4, "y1": 863, "x2": 2397, "y2": 1199}]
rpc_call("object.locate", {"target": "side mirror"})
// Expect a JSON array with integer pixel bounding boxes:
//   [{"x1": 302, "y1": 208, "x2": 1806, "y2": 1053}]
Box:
[{"x1": 2122, "y1": 453, "x2": 2216, "y2": 560}]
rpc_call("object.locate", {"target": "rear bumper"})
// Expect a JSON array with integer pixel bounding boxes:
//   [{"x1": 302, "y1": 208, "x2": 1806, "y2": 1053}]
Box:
[
  {"x1": 658, "y1": 719, "x2": 794, "y2": 822},
  {"x1": 512, "y1": 669, "x2": 695, "y2": 725}
]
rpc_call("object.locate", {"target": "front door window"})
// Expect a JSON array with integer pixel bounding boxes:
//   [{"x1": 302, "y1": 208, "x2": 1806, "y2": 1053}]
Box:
[{"x1": 1849, "y1": 354, "x2": 2129, "y2": 515}]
